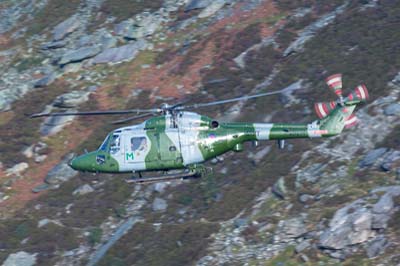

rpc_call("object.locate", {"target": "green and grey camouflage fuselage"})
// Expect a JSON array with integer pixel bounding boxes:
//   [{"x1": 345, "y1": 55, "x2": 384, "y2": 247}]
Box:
[{"x1": 69, "y1": 103, "x2": 356, "y2": 173}]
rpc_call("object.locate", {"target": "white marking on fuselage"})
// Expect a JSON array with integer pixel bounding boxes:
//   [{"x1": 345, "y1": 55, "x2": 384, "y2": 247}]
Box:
[
  {"x1": 254, "y1": 123, "x2": 273, "y2": 140},
  {"x1": 178, "y1": 112, "x2": 205, "y2": 165}
]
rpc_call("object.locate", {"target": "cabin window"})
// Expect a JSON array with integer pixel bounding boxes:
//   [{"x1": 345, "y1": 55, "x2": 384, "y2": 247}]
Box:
[
  {"x1": 110, "y1": 134, "x2": 120, "y2": 154},
  {"x1": 131, "y1": 137, "x2": 147, "y2": 152}
]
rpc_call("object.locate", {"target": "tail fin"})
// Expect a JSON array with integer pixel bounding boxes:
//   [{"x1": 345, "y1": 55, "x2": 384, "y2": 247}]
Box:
[{"x1": 314, "y1": 75, "x2": 369, "y2": 136}]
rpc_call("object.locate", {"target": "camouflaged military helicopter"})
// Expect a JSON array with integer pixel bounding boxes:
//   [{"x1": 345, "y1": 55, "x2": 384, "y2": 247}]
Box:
[{"x1": 31, "y1": 74, "x2": 368, "y2": 183}]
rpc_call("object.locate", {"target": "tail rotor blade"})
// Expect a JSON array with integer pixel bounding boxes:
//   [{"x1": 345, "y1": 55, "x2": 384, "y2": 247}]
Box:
[
  {"x1": 344, "y1": 113, "x2": 358, "y2": 128},
  {"x1": 326, "y1": 74, "x2": 343, "y2": 97},
  {"x1": 314, "y1": 101, "x2": 337, "y2": 119},
  {"x1": 355, "y1": 84, "x2": 369, "y2": 101},
  {"x1": 345, "y1": 84, "x2": 369, "y2": 102}
]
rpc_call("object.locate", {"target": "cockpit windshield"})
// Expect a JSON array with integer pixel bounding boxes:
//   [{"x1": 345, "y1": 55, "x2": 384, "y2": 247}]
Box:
[
  {"x1": 98, "y1": 134, "x2": 111, "y2": 151},
  {"x1": 110, "y1": 134, "x2": 120, "y2": 154}
]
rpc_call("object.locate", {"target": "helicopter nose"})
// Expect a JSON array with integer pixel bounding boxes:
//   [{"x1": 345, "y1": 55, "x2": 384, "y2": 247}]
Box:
[{"x1": 69, "y1": 154, "x2": 91, "y2": 171}]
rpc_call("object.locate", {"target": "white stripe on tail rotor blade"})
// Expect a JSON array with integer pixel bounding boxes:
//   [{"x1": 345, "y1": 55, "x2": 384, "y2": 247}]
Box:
[
  {"x1": 317, "y1": 103, "x2": 328, "y2": 118},
  {"x1": 327, "y1": 76, "x2": 342, "y2": 86},
  {"x1": 344, "y1": 114, "x2": 357, "y2": 126},
  {"x1": 357, "y1": 85, "x2": 367, "y2": 100}
]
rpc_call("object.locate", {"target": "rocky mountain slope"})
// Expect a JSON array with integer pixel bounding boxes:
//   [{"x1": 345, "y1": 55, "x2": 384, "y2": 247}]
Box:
[{"x1": 1, "y1": 0, "x2": 400, "y2": 265}]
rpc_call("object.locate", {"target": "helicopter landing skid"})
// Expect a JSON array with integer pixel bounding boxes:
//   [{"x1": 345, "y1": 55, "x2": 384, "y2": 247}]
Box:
[{"x1": 125, "y1": 170, "x2": 199, "y2": 184}]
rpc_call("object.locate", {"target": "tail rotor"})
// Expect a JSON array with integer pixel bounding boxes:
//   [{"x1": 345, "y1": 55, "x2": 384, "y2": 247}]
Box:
[{"x1": 315, "y1": 74, "x2": 369, "y2": 128}]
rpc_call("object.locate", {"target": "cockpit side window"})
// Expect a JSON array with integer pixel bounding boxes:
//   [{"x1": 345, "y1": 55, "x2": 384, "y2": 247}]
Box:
[
  {"x1": 98, "y1": 135, "x2": 111, "y2": 152},
  {"x1": 110, "y1": 134, "x2": 120, "y2": 154},
  {"x1": 131, "y1": 137, "x2": 147, "y2": 152}
]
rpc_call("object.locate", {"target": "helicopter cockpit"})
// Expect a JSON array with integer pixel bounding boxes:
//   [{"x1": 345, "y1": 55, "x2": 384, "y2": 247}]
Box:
[{"x1": 98, "y1": 133, "x2": 121, "y2": 154}]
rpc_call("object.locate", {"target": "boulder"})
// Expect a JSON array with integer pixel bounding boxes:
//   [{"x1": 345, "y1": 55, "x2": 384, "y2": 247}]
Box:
[
  {"x1": 185, "y1": 0, "x2": 213, "y2": 11},
  {"x1": 41, "y1": 40, "x2": 67, "y2": 50},
  {"x1": 2, "y1": 251, "x2": 37, "y2": 266},
  {"x1": 152, "y1": 197, "x2": 167, "y2": 212},
  {"x1": 44, "y1": 153, "x2": 77, "y2": 185},
  {"x1": 272, "y1": 177, "x2": 287, "y2": 199},
  {"x1": 34, "y1": 72, "x2": 57, "y2": 88},
  {"x1": 153, "y1": 182, "x2": 168, "y2": 193},
  {"x1": 198, "y1": 0, "x2": 226, "y2": 18},
  {"x1": 359, "y1": 148, "x2": 388, "y2": 167},
  {"x1": 53, "y1": 16, "x2": 80, "y2": 41},
  {"x1": 275, "y1": 217, "x2": 307, "y2": 243},
  {"x1": 53, "y1": 90, "x2": 91, "y2": 108},
  {"x1": 299, "y1": 194, "x2": 314, "y2": 203},
  {"x1": 93, "y1": 41, "x2": 148, "y2": 64},
  {"x1": 59, "y1": 46, "x2": 102, "y2": 66},
  {"x1": 233, "y1": 218, "x2": 248, "y2": 228},
  {"x1": 73, "y1": 184, "x2": 95, "y2": 196},
  {"x1": 114, "y1": 15, "x2": 162, "y2": 40},
  {"x1": 383, "y1": 103, "x2": 400, "y2": 116},
  {"x1": 381, "y1": 150, "x2": 400, "y2": 171},
  {"x1": 6, "y1": 162, "x2": 29, "y2": 176}
]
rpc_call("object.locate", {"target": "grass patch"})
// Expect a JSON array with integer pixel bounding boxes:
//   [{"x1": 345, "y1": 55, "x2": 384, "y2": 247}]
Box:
[
  {"x1": 26, "y1": 0, "x2": 81, "y2": 36},
  {"x1": 15, "y1": 56, "x2": 43, "y2": 72},
  {"x1": 100, "y1": 0, "x2": 163, "y2": 22},
  {"x1": 98, "y1": 221, "x2": 219, "y2": 266}
]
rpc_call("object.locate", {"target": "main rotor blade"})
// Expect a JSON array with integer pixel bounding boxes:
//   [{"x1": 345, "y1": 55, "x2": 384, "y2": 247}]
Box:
[
  {"x1": 111, "y1": 113, "x2": 154, "y2": 124},
  {"x1": 30, "y1": 109, "x2": 159, "y2": 118},
  {"x1": 178, "y1": 89, "x2": 288, "y2": 110}
]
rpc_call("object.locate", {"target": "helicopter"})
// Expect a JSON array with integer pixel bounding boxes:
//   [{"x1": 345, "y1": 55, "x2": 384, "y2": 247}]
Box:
[{"x1": 31, "y1": 74, "x2": 368, "y2": 183}]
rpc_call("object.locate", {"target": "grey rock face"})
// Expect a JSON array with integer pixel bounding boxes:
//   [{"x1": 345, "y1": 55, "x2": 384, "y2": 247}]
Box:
[
  {"x1": 53, "y1": 90, "x2": 91, "y2": 108},
  {"x1": 93, "y1": 41, "x2": 148, "y2": 64},
  {"x1": 275, "y1": 217, "x2": 307, "y2": 243},
  {"x1": 359, "y1": 148, "x2": 388, "y2": 167},
  {"x1": 373, "y1": 193, "x2": 394, "y2": 214},
  {"x1": 152, "y1": 197, "x2": 168, "y2": 212},
  {"x1": 319, "y1": 200, "x2": 375, "y2": 250},
  {"x1": 366, "y1": 236, "x2": 388, "y2": 258},
  {"x1": 40, "y1": 114, "x2": 75, "y2": 136},
  {"x1": 59, "y1": 46, "x2": 102, "y2": 66},
  {"x1": 296, "y1": 163, "x2": 326, "y2": 184},
  {"x1": 279, "y1": 80, "x2": 303, "y2": 105},
  {"x1": 2, "y1": 251, "x2": 37, "y2": 266},
  {"x1": 44, "y1": 153, "x2": 77, "y2": 185},
  {"x1": 53, "y1": 16, "x2": 81, "y2": 41},
  {"x1": 295, "y1": 239, "x2": 311, "y2": 253},
  {"x1": 283, "y1": 3, "x2": 348, "y2": 56},
  {"x1": 383, "y1": 103, "x2": 400, "y2": 116}
]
